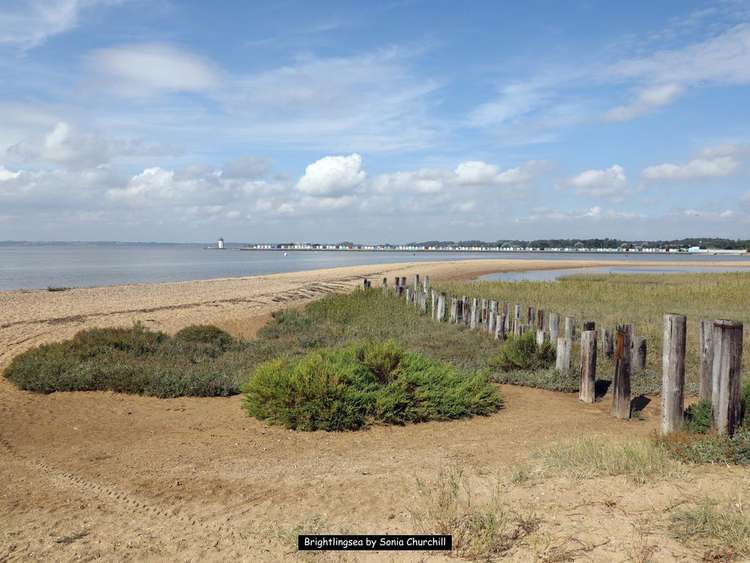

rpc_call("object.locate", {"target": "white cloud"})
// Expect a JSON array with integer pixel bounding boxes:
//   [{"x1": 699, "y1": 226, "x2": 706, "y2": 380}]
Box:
[
  {"x1": 296, "y1": 153, "x2": 366, "y2": 197},
  {"x1": 0, "y1": 0, "x2": 118, "y2": 50},
  {"x1": 612, "y1": 24, "x2": 750, "y2": 86},
  {"x1": 222, "y1": 155, "x2": 272, "y2": 180},
  {"x1": 566, "y1": 165, "x2": 627, "y2": 198},
  {"x1": 604, "y1": 83, "x2": 684, "y2": 122},
  {"x1": 0, "y1": 166, "x2": 21, "y2": 181},
  {"x1": 641, "y1": 156, "x2": 740, "y2": 180},
  {"x1": 6, "y1": 121, "x2": 180, "y2": 168},
  {"x1": 87, "y1": 43, "x2": 221, "y2": 97}
]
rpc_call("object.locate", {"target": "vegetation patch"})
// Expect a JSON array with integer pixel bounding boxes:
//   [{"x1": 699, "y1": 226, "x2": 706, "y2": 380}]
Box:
[
  {"x1": 410, "y1": 467, "x2": 539, "y2": 560},
  {"x1": 490, "y1": 331, "x2": 555, "y2": 372},
  {"x1": 513, "y1": 436, "x2": 681, "y2": 484},
  {"x1": 670, "y1": 497, "x2": 750, "y2": 559},
  {"x1": 4, "y1": 323, "x2": 250, "y2": 397},
  {"x1": 242, "y1": 340, "x2": 502, "y2": 431}
]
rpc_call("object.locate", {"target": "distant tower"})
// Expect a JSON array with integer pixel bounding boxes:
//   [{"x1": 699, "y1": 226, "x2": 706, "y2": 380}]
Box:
[{"x1": 218, "y1": 237, "x2": 225, "y2": 249}]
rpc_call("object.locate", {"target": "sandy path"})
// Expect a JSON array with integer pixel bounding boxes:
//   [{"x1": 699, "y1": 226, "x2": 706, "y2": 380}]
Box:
[{"x1": 2, "y1": 258, "x2": 750, "y2": 561}]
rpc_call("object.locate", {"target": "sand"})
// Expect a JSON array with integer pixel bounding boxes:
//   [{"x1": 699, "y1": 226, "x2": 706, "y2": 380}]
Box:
[{"x1": 2, "y1": 258, "x2": 750, "y2": 561}]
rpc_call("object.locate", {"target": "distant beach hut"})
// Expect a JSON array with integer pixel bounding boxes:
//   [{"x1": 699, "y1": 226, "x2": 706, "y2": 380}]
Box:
[{"x1": 218, "y1": 237, "x2": 225, "y2": 249}]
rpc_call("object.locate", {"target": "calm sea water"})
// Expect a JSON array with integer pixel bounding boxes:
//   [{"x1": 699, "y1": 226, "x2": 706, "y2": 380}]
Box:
[
  {"x1": 479, "y1": 265, "x2": 750, "y2": 282},
  {"x1": 1, "y1": 243, "x2": 749, "y2": 290}
]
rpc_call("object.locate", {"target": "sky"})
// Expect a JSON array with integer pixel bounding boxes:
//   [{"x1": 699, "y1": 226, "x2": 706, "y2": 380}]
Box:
[{"x1": 1, "y1": 0, "x2": 750, "y2": 243}]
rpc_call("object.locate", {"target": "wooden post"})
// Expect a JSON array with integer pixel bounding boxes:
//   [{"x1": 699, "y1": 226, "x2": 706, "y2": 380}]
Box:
[
  {"x1": 611, "y1": 324, "x2": 633, "y2": 419},
  {"x1": 419, "y1": 291, "x2": 428, "y2": 314},
  {"x1": 463, "y1": 296, "x2": 471, "y2": 326},
  {"x1": 470, "y1": 298, "x2": 479, "y2": 329},
  {"x1": 631, "y1": 336, "x2": 647, "y2": 371},
  {"x1": 601, "y1": 328, "x2": 614, "y2": 359},
  {"x1": 405, "y1": 288, "x2": 412, "y2": 303},
  {"x1": 414, "y1": 274, "x2": 420, "y2": 292},
  {"x1": 555, "y1": 336, "x2": 571, "y2": 373},
  {"x1": 382, "y1": 277, "x2": 388, "y2": 294},
  {"x1": 488, "y1": 310, "x2": 497, "y2": 335},
  {"x1": 437, "y1": 293, "x2": 446, "y2": 322},
  {"x1": 564, "y1": 317, "x2": 576, "y2": 341},
  {"x1": 503, "y1": 303, "x2": 511, "y2": 333},
  {"x1": 582, "y1": 320, "x2": 595, "y2": 331},
  {"x1": 549, "y1": 313, "x2": 559, "y2": 348},
  {"x1": 423, "y1": 275, "x2": 430, "y2": 293},
  {"x1": 513, "y1": 304, "x2": 522, "y2": 336},
  {"x1": 536, "y1": 329, "x2": 546, "y2": 348},
  {"x1": 496, "y1": 313, "x2": 506, "y2": 340},
  {"x1": 661, "y1": 314, "x2": 687, "y2": 434},
  {"x1": 711, "y1": 320, "x2": 744, "y2": 436},
  {"x1": 527, "y1": 306, "x2": 535, "y2": 326},
  {"x1": 579, "y1": 327, "x2": 597, "y2": 403},
  {"x1": 699, "y1": 319, "x2": 715, "y2": 403},
  {"x1": 431, "y1": 290, "x2": 437, "y2": 319},
  {"x1": 394, "y1": 276, "x2": 400, "y2": 290},
  {"x1": 537, "y1": 309, "x2": 545, "y2": 331},
  {"x1": 450, "y1": 297, "x2": 458, "y2": 323}
]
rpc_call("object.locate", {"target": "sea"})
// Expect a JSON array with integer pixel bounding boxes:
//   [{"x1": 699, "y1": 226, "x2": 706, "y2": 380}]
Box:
[{"x1": 1, "y1": 242, "x2": 749, "y2": 291}]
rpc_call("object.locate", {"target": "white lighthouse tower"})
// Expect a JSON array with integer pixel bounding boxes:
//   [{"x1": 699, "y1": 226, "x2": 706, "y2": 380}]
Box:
[{"x1": 217, "y1": 237, "x2": 225, "y2": 249}]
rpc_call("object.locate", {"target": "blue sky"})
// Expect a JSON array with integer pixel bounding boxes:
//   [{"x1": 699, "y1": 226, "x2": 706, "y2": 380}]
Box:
[{"x1": 1, "y1": 0, "x2": 749, "y2": 242}]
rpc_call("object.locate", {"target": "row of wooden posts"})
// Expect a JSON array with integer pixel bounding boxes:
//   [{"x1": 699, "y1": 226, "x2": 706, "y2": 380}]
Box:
[{"x1": 364, "y1": 274, "x2": 745, "y2": 437}]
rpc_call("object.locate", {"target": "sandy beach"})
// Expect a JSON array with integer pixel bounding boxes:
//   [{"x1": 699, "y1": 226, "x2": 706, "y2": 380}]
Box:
[{"x1": 3, "y1": 258, "x2": 750, "y2": 561}]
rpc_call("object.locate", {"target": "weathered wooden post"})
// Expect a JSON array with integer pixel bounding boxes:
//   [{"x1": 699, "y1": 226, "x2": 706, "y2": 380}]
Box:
[
  {"x1": 414, "y1": 274, "x2": 420, "y2": 292},
  {"x1": 437, "y1": 293, "x2": 446, "y2": 322},
  {"x1": 470, "y1": 298, "x2": 480, "y2": 329},
  {"x1": 556, "y1": 336, "x2": 572, "y2": 374},
  {"x1": 405, "y1": 288, "x2": 412, "y2": 303},
  {"x1": 513, "y1": 304, "x2": 522, "y2": 336},
  {"x1": 632, "y1": 336, "x2": 647, "y2": 371},
  {"x1": 382, "y1": 277, "x2": 388, "y2": 294},
  {"x1": 423, "y1": 275, "x2": 430, "y2": 293},
  {"x1": 430, "y1": 290, "x2": 437, "y2": 318},
  {"x1": 601, "y1": 328, "x2": 614, "y2": 359},
  {"x1": 536, "y1": 329, "x2": 545, "y2": 348},
  {"x1": 496, "y1": 313, "x2": 506, "y2": 340},
  {"x1": 564, "y1": 317, "x2": 576, "y2": 341},
  {"x1": 503, "y1": 302, "x2": 511, "y2": 333},
  {"x1": 536, "y1": 308, "x2": 545, "y2": 331},
  {"x1": 463, "y1": 296, "x2": 471, "y2": 326},
  {"x1": 699, "y1": 319, "x2": 715, "y2": 403},
  {"x1": 363, "y1": 278, "x2": 368, "y2": 290},
  {"x1": 449, "y1": 297, "x2": 458, "y2": 323},
  {"x1": 488, "y1": 310, "x2": 497, "y2": 335},
  {"x1": 611, "y1": 324, "x2": 633, "y2": 419},
  {"x1": 549, "y1": 313, "x2": 559, "y2": 348},
  {"x1": 711, "y1": 320, "x2": 744, "y2": 436},
  {"x1": 419, "y1": 291, "x2": 428, "y2": 314},
  {"x1": 661, "y1": 314, "x2": 687, "y2": 434},
  {"x1": 579, "y1": 324, "x2": 597, "y2": 403},
  {"x1": 527, "y1": 306, "x2": 535, "y2": 326}
]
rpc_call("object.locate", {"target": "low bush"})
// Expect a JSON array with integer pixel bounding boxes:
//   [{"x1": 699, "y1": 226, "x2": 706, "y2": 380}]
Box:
[
  {"x1": 242, "y1": 340, "x2": 502, "y2": 431},
  {"x1": 684, "y1": 399, "x2": 713, "y2": 434},
  {"x1": 656, "y1": 429, "x2": 750, "y2": 465},
  {"x1": 4, "y1": 323, "x2": 249, "y2": 397},
  {"x1": 490, "y1": 332, "x2": 555, "y2": 372}
]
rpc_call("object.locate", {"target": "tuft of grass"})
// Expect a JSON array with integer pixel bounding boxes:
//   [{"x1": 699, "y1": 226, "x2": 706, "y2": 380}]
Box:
[
  {"x1": 242, "y1": 340, "x2": 502, "y2": 431},
  {"x1": 670, "y1": 497, "x2": 750, "y2": 559},
  {"x1": 410, "y1": 467, "x2": 539, "y2": 560},
  {"x1": 516, "y1": 436, "x2": 681, "y2": 484},
  {"x1": 685, "y1": 399, "x2": 713, "y2": 434}
]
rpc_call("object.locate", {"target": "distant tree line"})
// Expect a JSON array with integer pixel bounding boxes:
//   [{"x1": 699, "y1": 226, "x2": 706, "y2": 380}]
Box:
[{"x1": 408, "y1": 238, "x2": 750, "y2": 250}]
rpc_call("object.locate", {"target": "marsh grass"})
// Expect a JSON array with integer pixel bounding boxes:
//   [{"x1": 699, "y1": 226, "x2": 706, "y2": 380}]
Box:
[
  {"x1": 410, "y1": 467, "x2": 539, "y2": 559},
  {"x1": 512, "y1": 436, "x2": 682, "y2": 485},
  {"x1": 670, "y1": 497, "x2": 750, "y2": 558},
  {"x1": 441, "y1": 272, "x2": 750, "y2": 392}
]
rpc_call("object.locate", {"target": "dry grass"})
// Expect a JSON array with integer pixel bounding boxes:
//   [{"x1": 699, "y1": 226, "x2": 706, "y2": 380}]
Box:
[
  {"x1": 670, "y1": 496, "x2": 750, "y2": 559},
  {"x1": 511, "y1": 436, "x2": 682, "y2": 485},
  {"x1": 410, "y1": 466, "x2": 539, "y2": 560},
  {"x1": 440, "y1": 272, "x2": 750, "y2": 391}
]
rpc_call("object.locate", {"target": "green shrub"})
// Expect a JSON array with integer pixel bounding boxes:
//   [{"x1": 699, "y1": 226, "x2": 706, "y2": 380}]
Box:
[
  {"x1": 174, "y1": 325, "x2": 233, "y2": 350},
  {"x1": 490, "y1": 332, "x2": 555, "y2": 372},
  {"x1": 685, "y1": 399, "x2": 713, "y2": 433},
  {"x1": 656, "y1": 429, "x2": 750, "y2": 465},
  {"x1": 242, "y1": 341, "x2": 502, "y2": 431},
  {"x1": 4, "y1": 324, "x2": 247, "y2": 397}
]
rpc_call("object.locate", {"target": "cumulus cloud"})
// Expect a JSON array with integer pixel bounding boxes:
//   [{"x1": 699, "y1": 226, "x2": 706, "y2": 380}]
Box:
[
  {"x1": 296, "y1": 153, "x2": 366, "y2": 197},
  {"x1": 641, "y1": 156, "x2": 740, "y2": 180},
  {"x1": 604, "y1": 83, "x2": 684, "y2": 122},
  {"x1": 87, "y1": 43, "x2": 221, "y2": 97},
  {"x1": 5, "y1": 121, "x2": 180, "y2": 169},
  {"x1": 565, "y1": 165, "x2": 627, "y2": 198}
]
